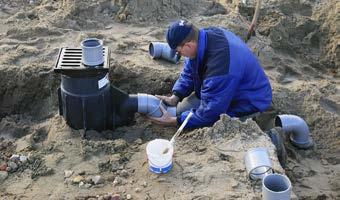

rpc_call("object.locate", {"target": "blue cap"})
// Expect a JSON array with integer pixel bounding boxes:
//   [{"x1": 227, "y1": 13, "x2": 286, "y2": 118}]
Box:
[{"x1": 166, "y1": 20, "x2": 192, "y2": 49}]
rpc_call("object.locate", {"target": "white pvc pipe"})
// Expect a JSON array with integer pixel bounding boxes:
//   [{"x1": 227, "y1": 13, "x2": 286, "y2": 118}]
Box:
[
  {"x1": 137, "y1": 93, "x2": 176, "y2": 118},
  {"x1": 149, "y1": 42, "x2": 181, "y2": 64},
  {"x1": 81, "y1": 38, "x2": 104, "y2": 66},
  {"x1": 275, "y1": 115, "x2": 313, "y2": 149},
  {"x1": 262, "y1": 174, "x2": 292, "y2": 200},
  {"x1": 244, "y1": 147, "x2": 273, "y2": 180}
]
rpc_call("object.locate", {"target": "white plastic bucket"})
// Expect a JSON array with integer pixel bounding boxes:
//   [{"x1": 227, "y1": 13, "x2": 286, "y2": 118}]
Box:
[
  {"x1": 81, "y1": 38, "x2": 104, "y2": 66},
  {"x1": 146, "y1": 139, "x2": 173, "y2": 174},
  {"x1": 262, "y1": 174, "x2": 292, "y2": 200}
]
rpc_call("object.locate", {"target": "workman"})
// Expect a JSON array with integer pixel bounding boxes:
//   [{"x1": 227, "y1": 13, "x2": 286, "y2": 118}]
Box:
[{"x1": 150, "y1": 19, "x2": 272, "y2": 129}]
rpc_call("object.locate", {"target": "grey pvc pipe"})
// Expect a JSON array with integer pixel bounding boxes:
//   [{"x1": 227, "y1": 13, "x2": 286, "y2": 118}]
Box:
[
  {"x1": 262, "y1": 174, "x2": 292, "y2": 200},
  {"x1": 81, "y1": 38, "x2": 104, "y2": 66},
  {"x1": 149, "y1": 42, "x2": 181, "y2": 64},
  {"x1": 275, "y1": 115, "x2": 313, "y2": 149},
  {"x1": 244, "y1": 147, "x2": 273, "y2": 180},
  {"x1": 137, "y1": 93, "x2": 176, "y2": 117}
]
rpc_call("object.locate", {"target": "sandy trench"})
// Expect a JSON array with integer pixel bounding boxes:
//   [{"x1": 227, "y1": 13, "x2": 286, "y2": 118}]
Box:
[{"x1": 0, "y1": 0, "x2": 339, "y2": 199}]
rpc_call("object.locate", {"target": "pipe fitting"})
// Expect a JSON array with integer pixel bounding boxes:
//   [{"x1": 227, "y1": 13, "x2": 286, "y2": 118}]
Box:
[
  {"x1": 244, "y1": 147, "x2": 273, "y2": 180},
  {"x1": 275, "y1": 115, "x2": 313, "y2": 149},
  {"x1": 262, "y1": 174, "x2": 292, "y2": 200},
  {"x1": 137, "y1": 93, "x2": 176, "y2": 117},
  {"x1": 149, "y1": 42, "x2": 181, "y2": 64},
  {"x1": 81, "y1": 38, "x2": 104, "y2": 66}
]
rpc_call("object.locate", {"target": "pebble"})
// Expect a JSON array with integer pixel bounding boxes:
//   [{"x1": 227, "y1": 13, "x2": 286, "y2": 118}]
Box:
[
  {"x1": 111, "y1": 194, "x2": 120, "y2": 200},
  {"x1": 8, "y1": 162, "x2": 18, "y2": 172},
  {"x1": 78, "y1": 170, "x2": 86, "y2": 175},
  {"x1": 0, "y1": 163, "x2": 8, "y2": 171},
  {"x1": 135, "y1": 139, "x2": 143, "y2": 144},
  {"x1": 72, "y1": 175, "x2": 84, "y2": 184},
  {"x1": 113, "y1": 177, "x2": 122, "y2": 186},
  {"x1": 92, "y1": 175, "x2": 103, "y2": 185},
  {"x1": 79, "y1": 181, "x2": 91, "y2": 189},
  {"x1": 19, "y1": 155, "x2": 28, "y2": 163},
  {"x1": 10, "y1": 154, "x2": 20, "y2": 162},
  {"x1": 119, "y1": 169, "x2": 129, "y2": 178},
  {"x1": 0, "y1": 171, "x2": 8, "y2": 182},
  {"x1": 135, "y1": 187, "x2": 141, "y2": 193},
  {"x1": 126, "y1": 194, "x2": 132, "y2": 200},
  {"x1": 141, "y1": 181, "x2": 147, "y2": 188},
  {"x1": 64, "y1": 170, "x2": 73, "y2": 178}
]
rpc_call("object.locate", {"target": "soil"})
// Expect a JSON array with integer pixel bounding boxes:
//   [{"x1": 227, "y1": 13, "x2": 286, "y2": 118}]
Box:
[{"x1": 0, "y1": 0, "x2": 339, "y2": 199}]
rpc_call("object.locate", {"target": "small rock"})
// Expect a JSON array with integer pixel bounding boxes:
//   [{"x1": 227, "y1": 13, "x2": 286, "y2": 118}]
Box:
[
  {"x1": 135, "y1": 187, "x2": 141, "y2": 193},
  {"x1": 19, "y1": 155, "x2": 28, "y2": 163},
  {"x1": 64, "y1": 170, "x2": 73, "y2": 178},
  {"x1": 79, "y1": 181, "x2": 91, "y2": 189},
  {"x1": 141, "y1": 181, "x2": 147, "y2": 188},
  {"x1": 98, "y1": 196, "x2": 104, "y2": 200},
  {"x1": 78, "y1": 170, "x2": 86, "y2": 175},
  {"x1": 119, "y1": 170, "x2": 129, "y2": 178},
  {"x1": 10, "y1": 154, "x2": 20, "y2": 162},
  {"x1": 72, "y1": 175, "x2": 84, "y2": 184},
  {"x1": 92, "y1": 175, "x2": 104, "y2": 185},
  {"x1": 0, "y1": 163, "x2": 8, "y2": 171},
  {"x1": 321, "y1": 159, "x2": 328, "y2": 165},
  {"x1": 111, "y1": 194, "x2": 120, "y2": 200},
  {"x1": 126, "y1": 194, "x2": 132, "y2": 200},
  {"x1": 135, "y1": 139, "x2": 143, "y2": 145},
  {"x1": 8, "y1": 162, "x2": 18, "y2": 172},
  {"x1": 113, "y1": 177, "x2": 122, "y2": 186},
  {"x1": 0, "y1": 171, "x2": 8, "y2": 182}
]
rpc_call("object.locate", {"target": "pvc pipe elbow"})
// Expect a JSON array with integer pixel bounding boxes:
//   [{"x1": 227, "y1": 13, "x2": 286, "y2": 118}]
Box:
[
  {"x1": 149, "y1": 42, "x2": 181, "y2": 64},
  {"x1": 275, "y1": 115, "x2": 313, "y2": 149},
  {"x1": 137, "y1": 93, "x2": 176, "y2": 118}
]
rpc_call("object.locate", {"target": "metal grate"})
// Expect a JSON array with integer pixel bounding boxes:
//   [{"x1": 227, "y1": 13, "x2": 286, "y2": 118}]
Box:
[{"x1": 54, "y1": 47, "x2": 109, "y2": 73}]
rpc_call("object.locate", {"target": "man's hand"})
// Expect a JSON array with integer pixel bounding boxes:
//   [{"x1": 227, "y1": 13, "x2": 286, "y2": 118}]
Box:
[
  {"x1": 149, "y1": 103, "x2": 177, "y2": 126},
  {"x1": 155, "y1": 94, "x2": 179, "y2": 106}
]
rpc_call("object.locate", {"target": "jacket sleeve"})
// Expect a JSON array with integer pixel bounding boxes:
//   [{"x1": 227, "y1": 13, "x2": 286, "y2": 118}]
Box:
[
  {"x1": 178, "y1": 74, "x2": 240, "y2": 129},
  {"x1": 172, "y1": 59, "x2": 194, "y2": 100}
]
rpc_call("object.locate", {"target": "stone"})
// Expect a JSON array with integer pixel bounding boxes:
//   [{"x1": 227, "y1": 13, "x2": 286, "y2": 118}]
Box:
[
  {"x1": 64, "y1": 170, "x2": 73, "y2": 178},
  {"x1": 72, "y1": 175, "x2": 84, "y2": 184},
  {"x1": 0, "y1": 171, "x2": 8, "y2": 182},
  {"x1": 8, "y1": 162, "x2": 18, "y2": 172},
  {"x1": 0, "y1": 163, "x2": 8, "y2": 171},
  {"x1": 119, "y1": 169, "x2": 129, "y2": 178},
  {"x1": 126, "y1": 194, "x2": 132, "y2": 200},
  {"x1": 92, "y1": 175, "x2": 104, "y2": 185},
  {"x1": 10, "y1": 154, "x2": 20, "y2": 162},
  {"x1": 142, "y1": 181, "x2": 147, "y2": 188},
  {"x1": 113, "y1": 177, "x2": 122, "y2": 186},
  {"x1": 135, "y1": 187, "x2": 141, "y2": 193},
  {"x1": 19, "y1": 155, "x2": 28, "y2": 163}
]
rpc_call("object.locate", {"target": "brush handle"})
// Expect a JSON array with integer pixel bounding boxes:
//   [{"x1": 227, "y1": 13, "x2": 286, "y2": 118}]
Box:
[{"x1": 169, "y1": 112, "x2": 193, "y2": 144}]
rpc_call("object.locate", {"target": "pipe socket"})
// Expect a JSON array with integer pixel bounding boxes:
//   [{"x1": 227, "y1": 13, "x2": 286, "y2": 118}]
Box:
[
  {"x1": 275, "y1": 115, "x2": 313, "y2": 149},
  {"x1": 81, "y1": 38, "x2": 104, "y2": 66},
  {"x1": 149, "y1": 42, "x2": 181, "y2": 64},
  {"x1": 262, "y1": 174, "x2": 292, "y2": 200},
  {"x1": 137, "y1": 93, "x2": 176, "y2": 118},
  {"x1": 244, "y1": 147, "x2": 273, "y2": 180}
]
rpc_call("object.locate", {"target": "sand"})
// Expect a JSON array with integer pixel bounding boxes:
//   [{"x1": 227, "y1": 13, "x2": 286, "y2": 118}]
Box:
[{"x1": 0, "y1": 0, "x2": 339, "y2": 199}]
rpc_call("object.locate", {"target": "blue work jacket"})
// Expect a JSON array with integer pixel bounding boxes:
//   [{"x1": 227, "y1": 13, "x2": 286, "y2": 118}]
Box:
[{"x1": 173, "y1": 27, "x2": 272, "y2": 128}]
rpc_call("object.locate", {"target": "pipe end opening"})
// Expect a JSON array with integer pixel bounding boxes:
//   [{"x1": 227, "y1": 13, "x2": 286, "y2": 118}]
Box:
[
  {"x1": 149, "y1": 43, "x2": 156, "y2": 58},
  {"x1": 274, "y1": 116, "x2": 282, "y2": 127}
]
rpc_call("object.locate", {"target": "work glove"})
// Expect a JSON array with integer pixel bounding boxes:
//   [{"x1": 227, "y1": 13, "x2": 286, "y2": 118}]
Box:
[{"x1": 155, "y1": 94, "x2": 179, "y2": 106}]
